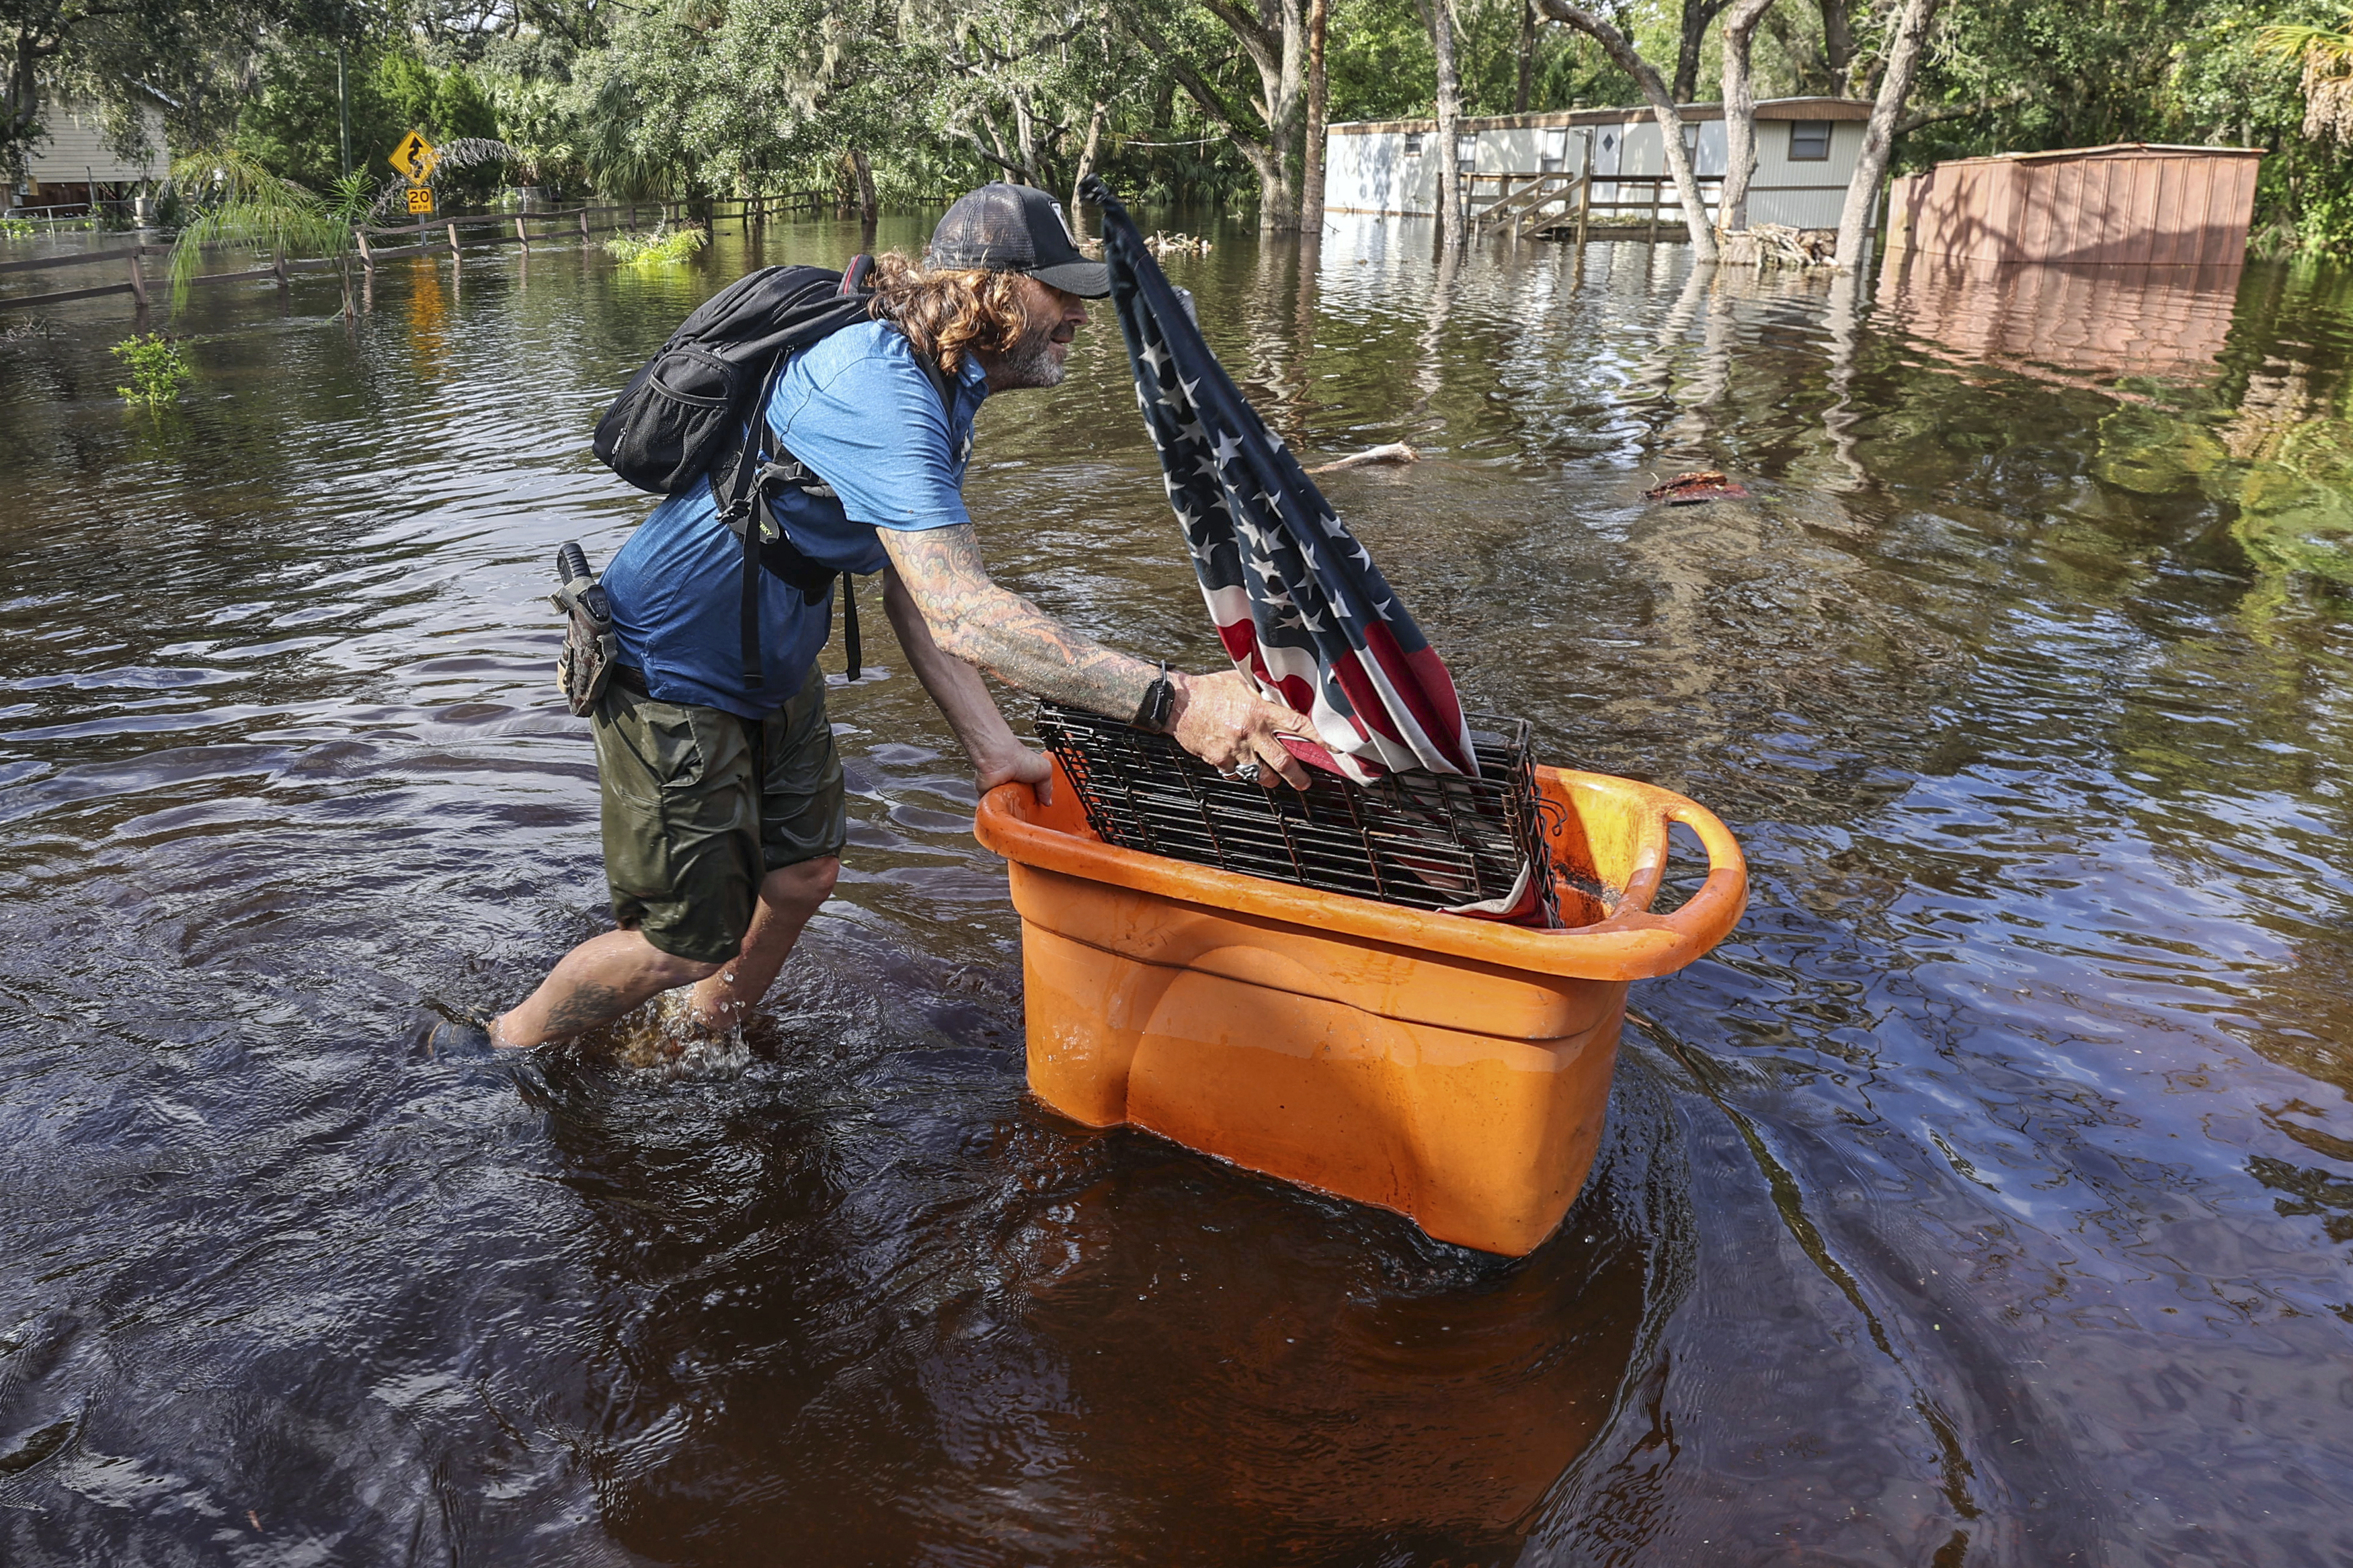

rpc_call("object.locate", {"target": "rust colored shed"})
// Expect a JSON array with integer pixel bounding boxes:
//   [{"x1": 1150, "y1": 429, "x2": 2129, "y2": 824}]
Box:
[{"x1": 1886, "y1": 144, "x2": 2262, "y2": 267}]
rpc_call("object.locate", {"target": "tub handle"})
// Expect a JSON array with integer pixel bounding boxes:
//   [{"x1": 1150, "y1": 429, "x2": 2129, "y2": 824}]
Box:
[{"x1": 1645, "y1": 796, "x2": 1749, "y2": 958}]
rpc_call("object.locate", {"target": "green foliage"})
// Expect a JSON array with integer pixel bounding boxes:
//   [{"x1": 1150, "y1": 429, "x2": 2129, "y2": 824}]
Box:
[
  {"x1": 232, "y1": 41, "x2": 506, "y2": 200},
  {"x1": 102, "y1": 0, "x2": 2353, "y2": 250},
  {"x1": 112, "y1": 333, "x2": 192, "y2": 407},
  {"x1": 604, "y1": 223, "x2": 709, "y2": 264},
  {"x1": 165, "y1": 149, "x2": 355, "y2": 308},
  {"x1": 0, "y1": 216, "x2": 33, "y2": 238}
]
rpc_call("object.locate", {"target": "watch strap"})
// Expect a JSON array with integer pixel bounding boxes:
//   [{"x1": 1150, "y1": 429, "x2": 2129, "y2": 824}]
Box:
[{"x1": 1130, "y1": 663, "x2": 1176, "y2": 733}]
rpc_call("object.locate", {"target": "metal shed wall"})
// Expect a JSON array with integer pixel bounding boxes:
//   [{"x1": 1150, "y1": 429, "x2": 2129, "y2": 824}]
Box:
[{"x1": 1885, "y1": 146, "x2": 2262, "y2": 266}]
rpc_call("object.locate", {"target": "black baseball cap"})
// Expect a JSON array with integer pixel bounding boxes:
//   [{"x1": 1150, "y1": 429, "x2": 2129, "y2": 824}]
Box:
[{"x1": 928, "y1": 183, "x2": 1111, "y2": 298}]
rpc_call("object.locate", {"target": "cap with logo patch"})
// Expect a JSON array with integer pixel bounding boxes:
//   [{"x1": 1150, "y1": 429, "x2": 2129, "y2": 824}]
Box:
[{"x1": 928, "y1": 183, "x2": 1111, "y2": 298}]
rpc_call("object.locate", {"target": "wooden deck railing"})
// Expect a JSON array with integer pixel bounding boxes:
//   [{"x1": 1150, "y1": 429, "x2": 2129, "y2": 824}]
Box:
[{"x1": 1468, "y1": 170, "x2": 1728, "y2": 242}]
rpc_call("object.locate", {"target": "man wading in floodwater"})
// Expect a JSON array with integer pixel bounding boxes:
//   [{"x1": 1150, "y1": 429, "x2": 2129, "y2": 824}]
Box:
[{"x1": 492, "y1": 185, "x2": 1312, "y2": 1049}]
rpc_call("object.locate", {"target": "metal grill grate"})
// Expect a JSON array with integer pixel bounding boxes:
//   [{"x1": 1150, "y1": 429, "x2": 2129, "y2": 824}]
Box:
[{"x1": 1034, "y1": 702, "x2": 1562, "y2": 927}]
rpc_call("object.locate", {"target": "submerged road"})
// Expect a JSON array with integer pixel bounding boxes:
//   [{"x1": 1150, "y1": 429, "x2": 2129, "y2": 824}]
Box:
[{"x1": 1, "y1": 214, "x2": 2348, "y2": 1565}]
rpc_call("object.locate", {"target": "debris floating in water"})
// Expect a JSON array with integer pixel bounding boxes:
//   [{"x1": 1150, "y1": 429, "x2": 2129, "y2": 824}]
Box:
[
  {"x1": 1644, "y1": 470, "x2": 1751, "y2": 505},
  {"x1": 1143, "y1": 231, "x2": 1213, "y2": 257},
  {"x1": 1308, "y1": 442, "x2": 1420, "y2": 474}
]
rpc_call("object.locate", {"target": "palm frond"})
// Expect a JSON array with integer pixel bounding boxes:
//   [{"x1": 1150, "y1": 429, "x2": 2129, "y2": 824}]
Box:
[{"x1": 166, "y1": 150, "x2": 352, "y2": 310}]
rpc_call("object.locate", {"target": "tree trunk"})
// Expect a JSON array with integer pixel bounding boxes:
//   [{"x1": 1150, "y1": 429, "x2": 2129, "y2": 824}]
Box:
[
  {"x1": 1515, "y1": 0, "x2": 1536, "y2": 112},
  {"x1": 1122, "y1": 3, "x2": 1306, "y2": 231},
  {"x1": 1263, "y1": 0, "x2": 1308, "y2": 232},
  {"x1": 1070, "y1": 101, "x2": 1107, "y2": 224},
  {"x1": 1673, "y1": 0, "x2": 1731, "y2": 105},
  {"x1": 1833, "y1": 0, "x2": 1940, "y2": 272},
  {"x1": 1419, "y1": 0, "x2": 1467, "y2": 249},
  {"x1": 848, "y1": 147, "x2": 878, "y2": 232},
  {"x1": 1301, "y1": 0, "x2": 1329, "y2": 234},
  {"x1": 976, "y1": 106, "x2": 1025, "y2": 184},
  {"x1": 1012, "y1": 94, "x2": 1043, "y2": 187},
  {"x1": 1821, "y1": 0, "x2": 1859, "y2": 94},
  {"x1": 1718, "y1": 0, "x2": 1779, "y2": 233},
  {"x1": 1534, "y1": 1, "x2": 1719, "y2": 260}
]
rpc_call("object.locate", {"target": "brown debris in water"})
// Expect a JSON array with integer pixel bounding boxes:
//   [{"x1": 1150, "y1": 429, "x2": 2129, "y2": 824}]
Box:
[{"x1": 1644, "y1": 470, "x2": 1751, "y2": 505}]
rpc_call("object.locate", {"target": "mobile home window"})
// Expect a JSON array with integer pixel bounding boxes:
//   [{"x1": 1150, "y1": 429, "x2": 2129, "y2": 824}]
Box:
[
  {"x1": 1539, "y1": 128, "x2": 1568, "y2": 173},
  {"x1": 1403, "y1": 132, "x2": 1425, "y2": 157},
  {"x1": 1455, "y1": 132, "x2": 1477, "y2": 173},
  {"x1": 1789, "y1": 120, "x2": 1831, "y2": 161}
]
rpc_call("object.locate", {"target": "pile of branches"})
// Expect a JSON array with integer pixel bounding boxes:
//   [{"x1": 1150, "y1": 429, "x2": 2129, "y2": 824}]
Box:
[{"x1": 1719, "y1": 223, "x2": 1835, "y2": 268}]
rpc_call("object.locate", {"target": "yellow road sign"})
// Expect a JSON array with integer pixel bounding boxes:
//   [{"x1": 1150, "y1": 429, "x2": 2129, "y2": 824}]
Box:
[
  {"x1": 389, "y1": 130, "x2": 439, "y2": 181},
  {"x1": 405, "y1": 185, "x2": 435, "y2": 216}
]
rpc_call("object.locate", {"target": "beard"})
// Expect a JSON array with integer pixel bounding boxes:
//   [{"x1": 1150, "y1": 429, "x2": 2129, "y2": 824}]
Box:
[{"x1": 992, "y1": 319, "x2": 1068, "y2": 389}]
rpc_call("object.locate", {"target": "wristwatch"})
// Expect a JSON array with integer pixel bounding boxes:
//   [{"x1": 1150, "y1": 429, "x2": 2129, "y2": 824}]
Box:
[{"x1": 1131, "y1": 663, "x2": 1179, "y2": 734}]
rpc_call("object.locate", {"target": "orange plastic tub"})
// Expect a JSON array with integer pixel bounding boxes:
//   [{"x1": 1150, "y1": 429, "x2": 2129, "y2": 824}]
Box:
[{"x1": 973, "y1": 763, "x2": 1747, "y2": 1255}]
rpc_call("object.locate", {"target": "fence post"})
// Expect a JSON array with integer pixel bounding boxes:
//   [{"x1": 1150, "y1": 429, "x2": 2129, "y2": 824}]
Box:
[
  {"x1": 515, "y1": 215, "x2": 529, "y2": 251},
  {"x1": 580, "y1": 208, "x2": 590, "y2": 241},
  {"x1": 355, "y1": 227, "x2": 373, "y2": 270},
  {"x1": 126, "y1": 248, "x2": 147, "y2": 308},
  {"x1": 1575, "y1": 173, "x2": 1591, "y2": 249},
  {"x1": 447, "y1": 221, "x2": 460, "y2": 257}
]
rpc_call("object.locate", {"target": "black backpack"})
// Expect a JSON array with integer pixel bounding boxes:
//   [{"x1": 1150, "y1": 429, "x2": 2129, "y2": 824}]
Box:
[{"x1": 590, "y1": 255, "x2": 951, "y2": 690}]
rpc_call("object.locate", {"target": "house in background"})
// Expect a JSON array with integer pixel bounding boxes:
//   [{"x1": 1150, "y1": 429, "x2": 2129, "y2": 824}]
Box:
[
  {"x1": 1325, "y1": 97, "x2": 1872, "y2": 234},
  {"x1": 10, "y1": 93, "x2": 169, "y2": 214}
]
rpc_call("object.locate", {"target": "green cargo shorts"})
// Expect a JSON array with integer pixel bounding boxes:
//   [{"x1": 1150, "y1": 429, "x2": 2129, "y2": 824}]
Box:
[{"x1": 592, "y1": 665, "x2": 846, "y2": 964}]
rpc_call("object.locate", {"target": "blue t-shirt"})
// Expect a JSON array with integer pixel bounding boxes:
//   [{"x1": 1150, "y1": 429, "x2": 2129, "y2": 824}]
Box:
[{"x1": 604, "y1": 321, "x2": 990, "y2": 718}]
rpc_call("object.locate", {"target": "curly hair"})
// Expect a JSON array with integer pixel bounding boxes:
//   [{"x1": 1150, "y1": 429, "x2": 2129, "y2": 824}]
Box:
[{"x1": 866, "y1": 253, "x2": 1034, "y2": 376}]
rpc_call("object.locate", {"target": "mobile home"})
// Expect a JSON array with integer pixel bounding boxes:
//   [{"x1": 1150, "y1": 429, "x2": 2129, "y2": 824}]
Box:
[
  {"x1": 11, "y1": 94, "x2": 169, "y2": 214},
  {"x1": 1325, "y1": 97, "x2": 1872, "y2": 233}
]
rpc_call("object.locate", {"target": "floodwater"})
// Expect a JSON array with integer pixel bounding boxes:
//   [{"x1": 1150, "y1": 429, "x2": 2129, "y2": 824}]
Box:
[{"x1": 2, "y1": 210, "x2": 2350, "y2": 1567}]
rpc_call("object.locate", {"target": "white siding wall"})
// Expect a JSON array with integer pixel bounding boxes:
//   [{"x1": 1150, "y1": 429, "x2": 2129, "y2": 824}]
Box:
[
  {"x1": 1326, "y1": 129, "x2": 1441, "y2": 216},
  {"x1": 25, "y1": 100, "x2": 169, "y2": 185},
  {"x1": 1326, "y1": 115, "x2": 1868, "y2": 231},
  {"x1": 1746, "y1": 120, "x2": 1866, "y2": 230}
]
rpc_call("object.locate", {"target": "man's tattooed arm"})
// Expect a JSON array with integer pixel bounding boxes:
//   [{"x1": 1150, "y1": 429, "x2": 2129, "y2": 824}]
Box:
[
  {"x1": 877, "y1": 523, "x2": 1316, "y2": 787},
  {"x1": 878, "y1": 524, "x2": 1158, "y2": 718}
]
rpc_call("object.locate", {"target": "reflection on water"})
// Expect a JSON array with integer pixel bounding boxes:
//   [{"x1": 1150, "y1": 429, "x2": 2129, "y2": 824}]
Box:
[
  {"x1": 3, "y1": 214, "x2": 2352, "y2": 1565},
  {"x1": 1877, "y1": 251, "x2": 2246, "y2": 386}
]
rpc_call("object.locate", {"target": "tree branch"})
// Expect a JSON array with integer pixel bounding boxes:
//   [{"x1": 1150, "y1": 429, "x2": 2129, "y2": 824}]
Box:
[
  {"x1": 1199, "y1": 0, "x2": 1277, "y2": 68},
  {"x1": 1894, "y1": 88, "x2": 2028, "y2": 136},
  {"x1": 1533, "y1": 0, "x2": 1719, "y2": 259},
  {"x1": 1120, "y1": 9, "x2": 1273, "y2": 158}
]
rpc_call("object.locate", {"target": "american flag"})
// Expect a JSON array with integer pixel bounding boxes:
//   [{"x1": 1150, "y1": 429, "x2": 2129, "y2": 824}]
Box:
[{"x1": 1082, "y1": 177, "x2": 1478, "y2": 784}]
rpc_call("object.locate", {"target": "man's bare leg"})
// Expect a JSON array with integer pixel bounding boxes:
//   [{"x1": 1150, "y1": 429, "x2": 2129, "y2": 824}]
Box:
[
  {"x1": 493, "y1": 932, "x2": 721, "y2": 1048},
  {"x1": 687, "y1": 856, "x2": 839, "y2": 1032}
]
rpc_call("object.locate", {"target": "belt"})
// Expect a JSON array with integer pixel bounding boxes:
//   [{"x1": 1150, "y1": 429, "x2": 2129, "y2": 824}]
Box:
[{"x1": 609, "y1": 663, "x2": 649, "y2": 694}]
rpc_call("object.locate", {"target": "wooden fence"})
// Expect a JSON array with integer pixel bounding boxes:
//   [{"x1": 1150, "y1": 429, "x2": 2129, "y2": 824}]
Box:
[{"x1": 0, "y1": 194, "x2": 839, "y2": 315}]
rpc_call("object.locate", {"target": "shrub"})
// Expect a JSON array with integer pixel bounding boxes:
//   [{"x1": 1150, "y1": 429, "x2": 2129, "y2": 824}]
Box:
[
  {"x1": 0, "y1": 216, "x2": 34, "y2": 239},
  {"x1": 112, "y1": 333, "x2": 192, "y2": 407},
  {"x1": 604, "y1": 223, "x2": 707, "y2": 265}
]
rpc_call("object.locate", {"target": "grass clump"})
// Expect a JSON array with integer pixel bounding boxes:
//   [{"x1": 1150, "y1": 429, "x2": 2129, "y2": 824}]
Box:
[
  {"x1": 605, "y1": 223, "x2": 707, "y2": 266},
  {"x1": 113, "y1": 333, "x2": 192, "y2": 407}
]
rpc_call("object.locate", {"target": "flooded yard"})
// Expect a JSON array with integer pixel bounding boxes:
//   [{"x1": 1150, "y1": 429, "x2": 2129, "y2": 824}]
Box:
[{"x1": 2, "y1": 212, "x2": 2350, "y2": 1565}]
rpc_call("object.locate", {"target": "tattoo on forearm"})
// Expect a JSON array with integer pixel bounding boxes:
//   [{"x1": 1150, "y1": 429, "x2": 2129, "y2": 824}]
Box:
[{"x1": 885, "y1": 526, "x2": 1156, "y2": 718}]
